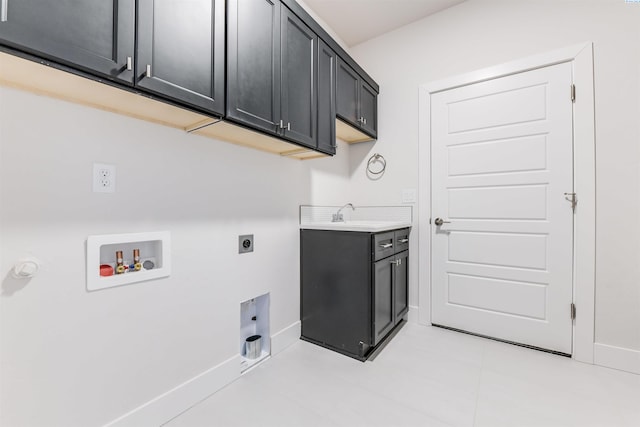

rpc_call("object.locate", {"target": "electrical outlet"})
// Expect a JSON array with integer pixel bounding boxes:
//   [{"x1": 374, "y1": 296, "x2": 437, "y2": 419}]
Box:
[
  {"x1": 239, "y1": 235, "x2": 254, "y2": 254},
  {"x1": 93, "y1": 163, "x2": 116, "y2": 193}
]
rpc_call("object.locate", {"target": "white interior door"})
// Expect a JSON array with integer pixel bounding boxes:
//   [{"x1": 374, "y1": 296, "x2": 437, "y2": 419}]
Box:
[{"x1": 431, "y1": 62, "x2": 574, "y2": 354}]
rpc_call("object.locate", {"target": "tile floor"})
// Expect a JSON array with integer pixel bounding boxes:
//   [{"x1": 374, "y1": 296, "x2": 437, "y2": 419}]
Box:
[{"x1": 165, "y1": 323, "x2": 640, "y2": 427}]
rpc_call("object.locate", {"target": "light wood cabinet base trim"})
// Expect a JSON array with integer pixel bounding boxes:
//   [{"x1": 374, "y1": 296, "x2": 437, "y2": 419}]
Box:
[
  {"x1": 336, "y1": 118, "x2": 375, "y2": 143},
  {"x1": 0, "y1": 51, "x2": 328, "y2": 160}
]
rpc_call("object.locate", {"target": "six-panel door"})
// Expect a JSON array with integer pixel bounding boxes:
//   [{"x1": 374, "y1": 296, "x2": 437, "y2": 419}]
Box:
[
  {"x1": 136, "y1": 0, "x2": 225, "y2": 115},
  {"x1": 0, "y1": 0, "x2": 135, "y2": 84},
  {"x1": 430, "y1": 62, "x2": 574, "y2": 354}
]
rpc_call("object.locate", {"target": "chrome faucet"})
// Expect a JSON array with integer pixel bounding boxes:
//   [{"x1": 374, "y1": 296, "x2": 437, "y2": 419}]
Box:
[{"x1": 332, "y1": 203, "x2": 355, "y2": 222}]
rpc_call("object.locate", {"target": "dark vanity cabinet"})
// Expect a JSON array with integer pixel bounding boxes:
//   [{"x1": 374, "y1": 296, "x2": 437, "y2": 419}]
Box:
[
  {"x1": 301, "y1": 228, "x2": 409, "y2": 360},
  {"x1": 0, "y1": 0, "x2": 135, "y2": 84},
  {"x1": 136, "y1": 0, "x2": 225, "y2": 114},
  {"x1": 336, "y1": 58, "x2": 378, "y2": 139}
]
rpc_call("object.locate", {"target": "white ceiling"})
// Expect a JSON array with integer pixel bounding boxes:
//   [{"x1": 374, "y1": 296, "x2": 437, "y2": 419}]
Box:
[{"x1": 303, "y1": 0, "x2": 467, "y2": 47}]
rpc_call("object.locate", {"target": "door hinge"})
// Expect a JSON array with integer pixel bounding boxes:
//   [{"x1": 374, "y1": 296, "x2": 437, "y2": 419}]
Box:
[
  {"x1": 571, "y1": 84, "x2": 576, "y2": 103},
  {"x1": 564, "y1": 192, "x2": 577, "y2": 213},
  {"x1": 571, "y1": 303, "x2": 576, "y2": 320}
]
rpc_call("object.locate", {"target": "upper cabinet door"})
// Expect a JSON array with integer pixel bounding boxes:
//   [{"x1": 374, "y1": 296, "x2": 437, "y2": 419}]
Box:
[
  {"x1": 280, "y1": 7, "x2": 316, "y2": 148},
  {"x1": 0, "y1": 0, "x2": 135, "y2": 84},
  {"x1": 336, "y1": 58, "x2": 360, "y2": 127},
  {"x1": 359, "y1": 81, "x2": 378, "y2": 138},
  {"x1": 227, "y1": 0, "x2": 281, "y2": 135},
  {"x1": 316, "y1": 40, "x2": 337, "y2": 155},
  {"x1": 137, "y1": 0, "x2": 225, "y2": 115}
]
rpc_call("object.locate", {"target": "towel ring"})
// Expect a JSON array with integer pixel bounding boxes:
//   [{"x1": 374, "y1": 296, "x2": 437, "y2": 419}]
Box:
[{"x1": 367, "y1": 153, "x2": 386, "y2": 176}]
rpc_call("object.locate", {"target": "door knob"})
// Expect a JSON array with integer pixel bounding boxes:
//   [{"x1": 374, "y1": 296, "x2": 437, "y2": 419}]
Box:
[{"x1": 434, "y1": 218, "x2": 451, "y2": 226}]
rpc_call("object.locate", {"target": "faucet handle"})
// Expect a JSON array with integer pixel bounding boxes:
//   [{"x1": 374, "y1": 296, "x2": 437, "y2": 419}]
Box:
[{"x1": 332, "y1": 213, "x2": 343, "y2": 222}]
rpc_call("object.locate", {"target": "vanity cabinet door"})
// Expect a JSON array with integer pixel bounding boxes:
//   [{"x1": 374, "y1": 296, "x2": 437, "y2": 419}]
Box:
[
  {"x1": 394, "y1": 250, "x2": 409, "y2": 323},
  {"x1": 0, "y1": 0, "x2": 135, "y2": 84},
  {"x1": 373, "y1": 257, "x2": 395, "y2": 345}
]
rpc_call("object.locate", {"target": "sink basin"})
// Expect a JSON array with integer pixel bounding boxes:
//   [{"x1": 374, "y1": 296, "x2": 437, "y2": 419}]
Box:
[{"x1": 300, "y1": 220, "x2": 412, "y2": 232}]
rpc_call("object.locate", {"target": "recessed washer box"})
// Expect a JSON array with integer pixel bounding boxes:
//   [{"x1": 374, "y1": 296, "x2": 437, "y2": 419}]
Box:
[{"x1": 86, "y1": 231, "x2": 171, "y2": 291}]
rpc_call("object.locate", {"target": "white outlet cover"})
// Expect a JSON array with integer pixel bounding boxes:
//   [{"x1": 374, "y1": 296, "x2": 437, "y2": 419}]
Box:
[
  {"x1": 402, "y1": 188, "x2": 417, "y2": 204},
  {"x1": 93, "y1": 163, "x2": 116, "y2": 193}
]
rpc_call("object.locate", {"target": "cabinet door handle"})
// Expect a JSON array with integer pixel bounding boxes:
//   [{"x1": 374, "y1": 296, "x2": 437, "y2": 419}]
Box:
[
  {"x1": 390, "y1": 259, "x2": 402, "y2": 265},
  {"x1": 287, "y1": 122, "x2": 291, "y2": 131},
  {"x1": 1, "y1": 0, "x2": 8, "y2": 22},
  {"x1": 146, "y1": 64, "x2": 152, "y2": 78},
  {"x1": 379, "y1": 243, "x2": 393, "y2": 249},
  {"x1": 398, "y1": 238, "x2": 409, "y2": 243},
  {"x1": 126, "y1": 57, "x2": 132, "y2": 71},
  {"x1": 363, "y1": 117, "x2": 367, "y2": 125},
  {"x1": 279, "y1": 120, "x2": 285, "y2": 130}
]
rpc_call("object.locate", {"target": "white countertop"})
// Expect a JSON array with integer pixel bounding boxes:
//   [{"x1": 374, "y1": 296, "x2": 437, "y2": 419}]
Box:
[{"x1": 300, "y1": 220, "x2": 412, "y2": 232}]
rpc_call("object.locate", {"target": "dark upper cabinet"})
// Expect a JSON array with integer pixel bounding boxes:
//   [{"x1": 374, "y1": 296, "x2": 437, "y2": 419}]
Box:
[
  {"x1": 136, "y1": 0, "x2": 225, "y2": 115},
  {"x1": 227, "y1": 0, "x2": 281, "y2": 135},
  {"x1": 227, "y1": 0, "x2": 318, "y2": 148},
  {"x1": 359, "y1": 81, "x2": 378, "y2": 137},
  {"x1": 317, "y1": 40, "x2": 337, "y2": 155},
  {"x1": 336, "y1": 57, "x2": 378, "y2": 139},
  {"x1": 336, "y1": 59, "x2": 360, "y2": 126},
  {"x1": 0, "y1": 0, "x2": 135, "y2": 84},
  {"x1": 280, "y1": 7, "x2": 317, "y2": 148},
  {"x1": 0, "y1": 0, "x2": 378, "y2": 158}
]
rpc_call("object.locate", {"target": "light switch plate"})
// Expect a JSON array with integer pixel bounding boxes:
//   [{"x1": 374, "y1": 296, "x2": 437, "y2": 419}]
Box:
[{"x1": 402, "y1": 189, "x2": 416, "y2": 203}]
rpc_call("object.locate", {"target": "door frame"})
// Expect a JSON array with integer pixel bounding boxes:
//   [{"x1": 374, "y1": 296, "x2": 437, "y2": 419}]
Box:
[{"x1": 417, "y1": 43, "x2": 596, "y2": 364}]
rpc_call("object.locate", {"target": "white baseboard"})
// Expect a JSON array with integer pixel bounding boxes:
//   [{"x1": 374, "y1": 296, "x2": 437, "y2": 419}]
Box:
[
  {"x1": 104, "y1": 355, "x2": 240, "y2": 427},
  {"x1": 407, "y1": 305, "x2": 420, "y2": 324},
  {"x1": 271, "y1": 320, "x2": 301, "y2": 356},
  {"x1": 594, "y1": 343, "x2": 640, "y2": 375},
  {"x1": 104, "y1": 322, "x2": 302, "y2": 427}
]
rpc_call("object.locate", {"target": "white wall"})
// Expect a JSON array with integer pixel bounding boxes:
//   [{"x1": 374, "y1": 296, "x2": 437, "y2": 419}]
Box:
[
  {"x1": 0, "y1": 87, "x2": 351, "y2": 426},
  {"x1": 348, "y1": 0, "x2": 640, "y2": 353}
]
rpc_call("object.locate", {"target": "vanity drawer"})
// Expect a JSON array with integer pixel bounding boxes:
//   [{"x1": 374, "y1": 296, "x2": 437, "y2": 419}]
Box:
[
  {"x1": 395, "y1": 228, "x2": 410, "y2": 252},
  {"x1": 373, "y1": 231, "x2": 395, "y2": 261}
]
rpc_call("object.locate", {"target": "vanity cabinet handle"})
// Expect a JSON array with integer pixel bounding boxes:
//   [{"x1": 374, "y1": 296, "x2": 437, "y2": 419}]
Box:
[
  {"x1": 397, "y1": 238, "x2": 409, "y2": 243},
  {"x1": 379, "y1": 243, "x2": 393, "y2": 249}
]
